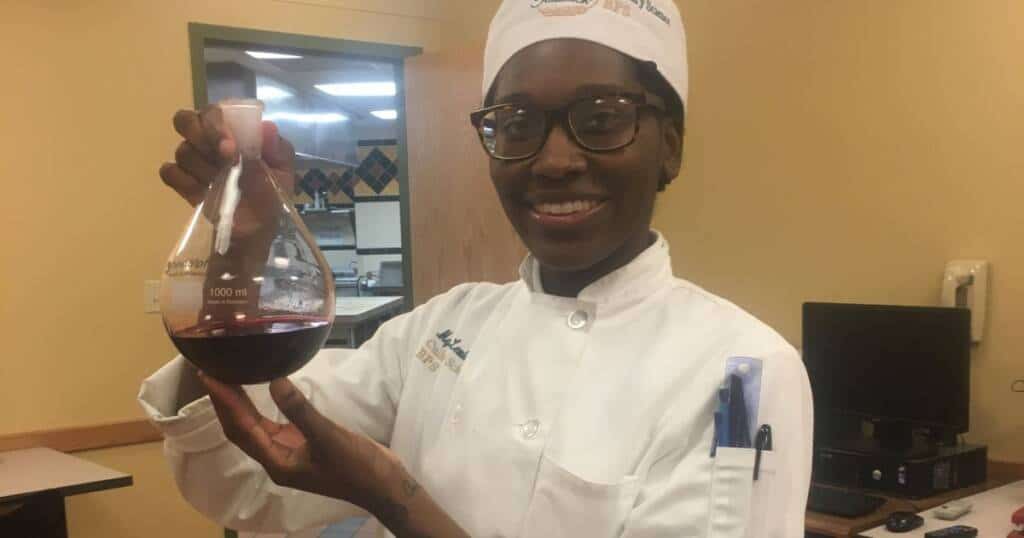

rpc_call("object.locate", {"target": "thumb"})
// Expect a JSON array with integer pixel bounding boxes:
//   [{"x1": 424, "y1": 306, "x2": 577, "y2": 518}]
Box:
[
  {"x1": 270, "y1": 378, "x2": 345, "y2": 447},
  {"x1": 261, "y1": 121, "x2": 295, "y2": 171}
]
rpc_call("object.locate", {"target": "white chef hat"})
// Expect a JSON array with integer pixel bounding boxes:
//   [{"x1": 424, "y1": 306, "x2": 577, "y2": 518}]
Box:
[{"x1": 482, "y1": 0, "x2": 688, "y2": 114}]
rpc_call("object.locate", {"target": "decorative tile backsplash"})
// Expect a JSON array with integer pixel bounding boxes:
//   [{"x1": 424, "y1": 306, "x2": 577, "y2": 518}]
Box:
[{"x1": 293, "y1": 139, "x2": 399, "y2": 205}]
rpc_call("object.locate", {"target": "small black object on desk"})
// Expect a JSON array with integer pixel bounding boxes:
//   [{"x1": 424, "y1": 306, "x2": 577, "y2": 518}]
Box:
[
  {"x1": 924, "y1": 524, "x2": 978, "y2": 538},
  {"x1": 885, "y1": 511, "x2": 924, "y2": 532},
  {"x1": 807, "y1": 484, "x2": 886, "y2": 518}
]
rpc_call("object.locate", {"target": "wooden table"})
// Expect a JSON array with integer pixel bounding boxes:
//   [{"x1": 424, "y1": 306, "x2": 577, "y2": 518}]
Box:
[
  {"x1": 0, "y1": 447, "x2": 133, "y2": 537},
  {"x1": 328, "y1": 296, "x2": 404, "y2": 348}
]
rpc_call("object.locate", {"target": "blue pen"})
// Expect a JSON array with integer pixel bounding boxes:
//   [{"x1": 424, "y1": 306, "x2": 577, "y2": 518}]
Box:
[{"x1": 711, "y1": 383, "x2": 731, "y2": 457}]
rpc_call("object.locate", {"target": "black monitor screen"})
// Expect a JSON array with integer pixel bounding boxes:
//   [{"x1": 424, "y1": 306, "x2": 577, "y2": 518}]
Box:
[{"x1": 802, "y1": 302, "x2": 970, "y2": 433}]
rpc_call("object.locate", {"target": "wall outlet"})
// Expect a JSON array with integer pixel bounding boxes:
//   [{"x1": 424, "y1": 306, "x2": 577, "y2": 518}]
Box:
[
  {"x1": 144, "y1": 280, "x2": 161, "y2": 314},
  {"x1": 941, "y1": 260, "x2": 989, "y2": 343}
]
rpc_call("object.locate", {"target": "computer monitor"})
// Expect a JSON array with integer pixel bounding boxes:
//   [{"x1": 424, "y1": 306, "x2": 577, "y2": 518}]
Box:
[{"x1": 802, "y1": 302, "x2": 970, "y2": 455}]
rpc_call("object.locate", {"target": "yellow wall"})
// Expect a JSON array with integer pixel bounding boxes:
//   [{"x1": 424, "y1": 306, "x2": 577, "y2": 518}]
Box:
[
  {"x1": 657, "y1": 0, "x2": 1024, "y2": 462},
  {"x1": 440, "y1": 0, "x2": 500, "y2": 48},
  {"x1": 0, "y1": 1, "x2": 443, "y2": 536}
]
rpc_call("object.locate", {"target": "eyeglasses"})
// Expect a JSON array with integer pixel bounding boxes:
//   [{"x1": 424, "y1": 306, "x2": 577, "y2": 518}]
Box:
[{"x1": 469, "y1": 93, "x2": 665, "y2": 160}]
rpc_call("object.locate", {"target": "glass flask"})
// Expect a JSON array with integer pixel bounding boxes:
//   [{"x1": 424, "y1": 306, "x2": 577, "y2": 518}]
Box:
[{"x1": 160, "y1": 99, "x2": 335, "y2": 384}]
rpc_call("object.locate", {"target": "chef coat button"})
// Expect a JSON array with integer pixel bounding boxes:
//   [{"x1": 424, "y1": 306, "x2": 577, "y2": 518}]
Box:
[
  {"x1": 450, "y1": 404, "x2": 462, "y2": 425},
  {"x1": 567, "y1": 310, "x2": 589, "y2": 330},
  {"x1": 520, "y1": 419, "x2": 540, "y2": 440}
]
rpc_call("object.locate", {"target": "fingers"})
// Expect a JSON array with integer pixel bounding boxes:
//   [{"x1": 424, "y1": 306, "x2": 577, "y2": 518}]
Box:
[
  {"x1": 159, "y1": 163, "x2": 206, "y2": 207},
  {"x1": 173, "y1": 106, "x2": 235, "y2": 164},
  {"x1": 175, "y1": 140, "x2": 220, "y2": 182},
  {"x1": 172, "y1": 109, "x2": 218, "y2": 162},
  {"x1": 270, "y1": 378, "x2": 347, "y2": 449},
  {"x1": 261, "y1": 122, "x2": 294, "y2": 170},
  {"x1": 200, "y1": 374, "x2": 283, "y2": 464},
  {"x1": 203, "y1": 105, "x2": 237, "y2": 161},
  {"x1": 165, "y1": 106, "x2": 242, "y2": 205},
  {"x1": 200, "y1": 373, "x2": 263, "y2": 432}
]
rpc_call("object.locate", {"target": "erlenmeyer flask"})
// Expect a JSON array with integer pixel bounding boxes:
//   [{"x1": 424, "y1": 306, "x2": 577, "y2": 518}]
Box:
[{"x1": 160, "y1": 99, "x2": 335, "y2": 384}]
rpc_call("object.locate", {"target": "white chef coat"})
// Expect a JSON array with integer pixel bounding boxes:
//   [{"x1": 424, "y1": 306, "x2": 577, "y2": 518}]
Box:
[{"x1": 139, "y1": 233, "x2": 813, "y2": 537}]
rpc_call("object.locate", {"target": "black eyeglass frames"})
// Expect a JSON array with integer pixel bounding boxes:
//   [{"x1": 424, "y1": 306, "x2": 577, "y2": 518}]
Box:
[{"x1": 469, "y1": 92, "x2": 665, "y2": 160}]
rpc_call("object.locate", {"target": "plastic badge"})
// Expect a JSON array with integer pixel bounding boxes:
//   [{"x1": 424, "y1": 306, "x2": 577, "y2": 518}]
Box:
[{"x1": 725, "y1": 357, "x2": 764, "y2": 443}]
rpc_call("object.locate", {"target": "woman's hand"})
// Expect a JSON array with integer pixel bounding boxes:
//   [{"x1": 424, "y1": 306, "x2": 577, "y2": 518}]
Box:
[
  {"x1": 199, "y1": 373, "x2": 402, "y2": 510},
  {"x1": 199, "y1": 373, "x2": 470, "y2": 538},
  {"x1": 160, "y1": 106, "x2": 296, "y2": 207}
]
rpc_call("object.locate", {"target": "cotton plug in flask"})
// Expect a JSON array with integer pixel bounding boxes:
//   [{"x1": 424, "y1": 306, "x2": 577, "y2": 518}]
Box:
[{"x1": 160, "y1": 99, "x2": 335, "y2": 384}]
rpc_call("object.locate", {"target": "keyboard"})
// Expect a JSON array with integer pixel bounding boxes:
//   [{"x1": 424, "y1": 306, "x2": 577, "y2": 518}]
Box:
[{"x1": 807, "y1": 485, "x2": 886, "y2": 518}]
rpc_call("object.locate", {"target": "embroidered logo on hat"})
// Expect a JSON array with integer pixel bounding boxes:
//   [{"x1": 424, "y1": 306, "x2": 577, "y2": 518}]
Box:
[
  {"x1": 530, "y1": 0, "x2": 598, "y2": 17},
  {"x1": 638, "y1": 0, "x2": 672, "y2": 25},
  {"x1": 530, "y1": 0, "x2": 671, "y2": 26}
]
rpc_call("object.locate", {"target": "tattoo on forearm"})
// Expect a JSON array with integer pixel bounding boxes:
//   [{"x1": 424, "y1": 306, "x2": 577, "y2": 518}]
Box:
[
  {"x1": 376, "y1": 476, "x2": 435, "y2": 538},
  {"x1": 402, "y1": 477, "x2": 420, "y2": 498}
]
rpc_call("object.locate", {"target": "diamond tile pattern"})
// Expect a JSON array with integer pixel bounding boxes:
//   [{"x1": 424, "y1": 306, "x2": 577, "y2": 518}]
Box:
[
  {"x1": 354, "y1": 147, "x2": 399, "y2": 194},
  {"x1": 324, "y1": 171, "x2": 350, "y2": 204},
  {"x1": 300, "y1": 169, "x2": 328, "y2": 198},
  {"x1": 292, "y1": 142, "x2": 399, "y2": 204}
]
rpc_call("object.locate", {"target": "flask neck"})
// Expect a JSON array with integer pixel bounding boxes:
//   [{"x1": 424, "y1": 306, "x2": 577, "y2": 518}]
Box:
[
  {"x1": 235, "y1": 133, "x2": 262, "y2": 161},
  {"x1": 219, "y1": 99, "x2": 264, "y2": 162},
  {"x1": 239, "y1": 147, "x2": 262, "y2": 161}
]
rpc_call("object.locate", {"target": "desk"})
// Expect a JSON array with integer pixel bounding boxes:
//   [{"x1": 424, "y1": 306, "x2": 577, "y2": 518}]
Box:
[
  {"x1": 328, "y1": 296, "x2": 404, "y2": 348},
  {"x1": 859, "y1": 480, "x2": 1024, "y2": 537},
  {"x1": 806, "y1": 480, "x2": 1006, "y2": 537},
  {"x1": 807, "y1": 461, "x2": 1024, "y2": 536},
  {"x1": 0, "y1": 447, "x2": 133, "y2": 537}
]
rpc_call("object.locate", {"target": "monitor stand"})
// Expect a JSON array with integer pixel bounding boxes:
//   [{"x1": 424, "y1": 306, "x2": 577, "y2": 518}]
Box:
[{"x1": 831, "y1": 421, "x2": 939, "y2": 459}]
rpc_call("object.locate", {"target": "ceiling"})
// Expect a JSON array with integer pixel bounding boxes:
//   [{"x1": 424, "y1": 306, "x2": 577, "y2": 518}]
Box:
[{"x1": 204, "y1": 46, "x2": 399, "y2": 125}]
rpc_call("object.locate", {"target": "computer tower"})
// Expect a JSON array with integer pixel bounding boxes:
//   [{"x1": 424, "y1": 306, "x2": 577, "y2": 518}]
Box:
[{"x1": 813, "y1": 444, "x2": 987, "y2": 498}]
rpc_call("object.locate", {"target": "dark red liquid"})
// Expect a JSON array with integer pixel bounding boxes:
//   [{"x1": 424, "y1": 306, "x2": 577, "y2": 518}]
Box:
[{"x1": 170, "y1": 316, "x2": 331, "y2": 385}]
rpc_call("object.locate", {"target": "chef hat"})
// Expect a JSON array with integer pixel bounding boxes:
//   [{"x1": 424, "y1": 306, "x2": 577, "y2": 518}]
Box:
[{"x1": 482, "y1": 0, "x2": 688, "y2": 113}]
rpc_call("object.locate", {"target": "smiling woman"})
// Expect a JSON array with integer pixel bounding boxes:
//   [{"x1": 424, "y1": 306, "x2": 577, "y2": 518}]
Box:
[
  {"x1": 141, "y1": 3, "x2": 813, "y2": 538},
  {"x1": 480, "y1": 40, "x2": 682, "y2": 294}
]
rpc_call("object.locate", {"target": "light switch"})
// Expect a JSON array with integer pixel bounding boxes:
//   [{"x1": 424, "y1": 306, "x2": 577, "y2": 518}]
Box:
[
  {"x1": 941, "y1": 260, "x2": 988, "y2": 343},
  {"x1": 143, "y1": 280, "x2": 161, "y2": 314}
]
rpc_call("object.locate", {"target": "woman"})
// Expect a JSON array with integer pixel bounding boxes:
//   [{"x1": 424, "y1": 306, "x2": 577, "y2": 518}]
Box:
[{"x1": 141, "y1": 2, "x2": 813, "y2": 536}]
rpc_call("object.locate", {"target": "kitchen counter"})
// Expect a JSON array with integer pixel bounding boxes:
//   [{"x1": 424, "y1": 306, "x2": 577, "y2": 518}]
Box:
[
  {"x1": 328, "y1": 296, "x2": 404, "y2": 348},
  {"x1": 336, "y1": 296, "x2": 403, "y2": 322}
]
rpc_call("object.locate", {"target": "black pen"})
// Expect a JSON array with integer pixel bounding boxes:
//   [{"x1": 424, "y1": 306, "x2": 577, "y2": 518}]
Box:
[{"x1": 753, "y1": 424, "x2": 772, "y2": 480}]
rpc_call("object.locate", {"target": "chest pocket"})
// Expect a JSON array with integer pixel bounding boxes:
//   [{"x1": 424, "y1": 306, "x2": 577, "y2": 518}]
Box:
[
  {"x1": 746, "y1": 450, "x2": 778, "y2": 537},
  {"x1": 706, "y1": 447, "x2": 778, "y2": 538},
  {"x1": 519, "y1": 454, "x2": 641, "y2": 538}
]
